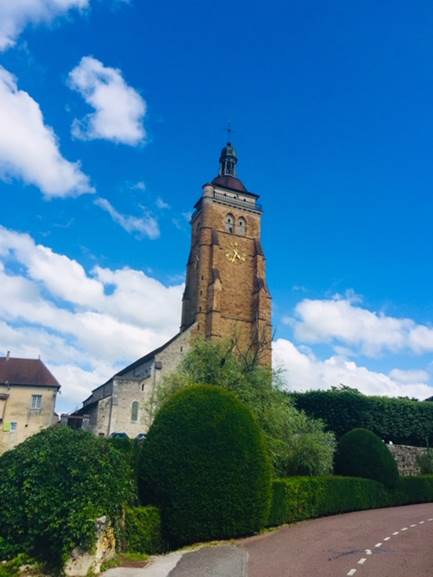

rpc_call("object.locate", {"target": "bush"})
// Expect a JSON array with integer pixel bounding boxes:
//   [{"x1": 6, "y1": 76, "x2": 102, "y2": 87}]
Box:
[
  {"x1": 393, "y1": 476, "x2": 433, "y2": 505},
  {"x1": 268, "y1": 477, "x2": 390, "y2": 527},
  {"x1": 0, "y1": 426, "x2": 135, "y2": 571},
  {"x1": 334, "y1": 428, "x2": 399, "y2": 488},
  {"x1": 122, "y1": 507, "x2": 162, "y2": 554},
  {"x1": 416, "y1": 448, "x2": 433, "y2": 474},
  {"x1": 154, "y1": 338, "x2": 336, "y2": 477},
  {"x1": 292, "y1": 389, "x2": 433, "y2": 446},
  {"x1": 139, "y1": 385, "x2": 272, "y2": 547},
  {"x1": 0, "y1": 537, "x2": 18, "y2": 561}
]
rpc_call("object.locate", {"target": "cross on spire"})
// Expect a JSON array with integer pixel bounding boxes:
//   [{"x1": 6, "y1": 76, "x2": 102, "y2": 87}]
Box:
[{"x1": 226, "y1": 121, "x2": 232, "y2": 142}]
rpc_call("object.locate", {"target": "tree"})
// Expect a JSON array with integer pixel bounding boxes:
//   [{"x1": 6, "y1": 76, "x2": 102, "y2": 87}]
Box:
[{"x1": 147, "y1": 338, "x2": 335, "y2": 476}]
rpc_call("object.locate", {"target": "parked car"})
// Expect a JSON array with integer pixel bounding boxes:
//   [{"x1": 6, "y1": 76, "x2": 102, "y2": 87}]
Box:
[
  {"x1": 135, "y1": 432, "x2": 147, "y2": 442},
  {"x1": 109, "y1": 432, "x2": 129, "y2": 439}
]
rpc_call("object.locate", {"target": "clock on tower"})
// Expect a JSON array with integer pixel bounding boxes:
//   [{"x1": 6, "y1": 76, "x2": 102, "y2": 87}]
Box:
[{"x1": 181, "y1": 140, "x2": 272, "y2": 367}]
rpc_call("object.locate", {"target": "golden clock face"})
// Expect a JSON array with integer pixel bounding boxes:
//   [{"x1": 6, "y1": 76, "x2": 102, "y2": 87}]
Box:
[{"x1": 225, "y1": 242, "x2": 246, "y2": 263}]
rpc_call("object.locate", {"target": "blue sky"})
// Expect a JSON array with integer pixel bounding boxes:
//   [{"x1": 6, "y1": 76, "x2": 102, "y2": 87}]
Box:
[{"x1": 1, "y1": 0, "x2": 433, "y2": 412}]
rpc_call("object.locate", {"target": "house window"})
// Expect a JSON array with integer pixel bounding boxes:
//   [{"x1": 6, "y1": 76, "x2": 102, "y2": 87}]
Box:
[
  {"x1": 131, "y1": 401, "x2": 139, "y2": 423},
  {"x1": 237, "y1": 217, "x2": 247, "y2": 236},
  {"x1": 10, "y1": 422, "x2": 17, "y2": 432},
  {"x1": 31, "y1": 394, "x2": 42, "y2": 410},
  {"x1": 225, "y1": 214, "x2": 234, "y2": 233}
]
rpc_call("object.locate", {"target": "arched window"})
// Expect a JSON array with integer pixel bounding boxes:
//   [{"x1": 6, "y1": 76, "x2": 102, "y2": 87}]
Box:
[
  {"x1": 225, "y1": 213, "x2": 234, "y2": 233},
  {"x1": 237, "y1": 217, "x2": 247, "y2": 236},
  {"x1": 131, "y1": 401, "x2": 139, "y2": 423}
]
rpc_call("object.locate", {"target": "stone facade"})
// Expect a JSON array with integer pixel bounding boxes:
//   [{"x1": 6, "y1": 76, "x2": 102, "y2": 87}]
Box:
[
  {"x1": 78, "y1": 326, "x2": 193, "y2": 436},
  {"x1": 0, "y1": 357, "x2": 60, "y2": 454},
  {"x1": 388, "y1": 443, "x2": 428, "y2": 476},
  {"x1": 181, "y1": 178, "x2": 272, "y2": 366},
  {"x1": 74, "y1": 141, "x2": 272, "y2": 435}
]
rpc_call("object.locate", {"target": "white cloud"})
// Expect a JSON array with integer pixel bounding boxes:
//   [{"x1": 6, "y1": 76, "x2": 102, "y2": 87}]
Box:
[
  {"x1": 156, "y1": 197, "x2": 170, "y2": 210},
  {"x1": 389, "y1": 368, "x2": 430, "y2": 384},
  {"x1": 0, "y1": 67, "x2": 93, "y2": 198},
  {"x1": 69, "y1": 56, "x2": 146, "y2": 145},
  {"x1": 95, "y1": 197, "x2": 160, "y2": 239},
  {"x1": 0, "y1": 226, "x2": 183, "y2": 410},
  {"x1": 0, "y1": 0, "x2": 89, "y2": 51},
  {"x1": 293, "y1": 296, "x2": 433, "y2": 357},
  {"x1": 273, "y1": 338, "x2": 433, "y2": 400}
]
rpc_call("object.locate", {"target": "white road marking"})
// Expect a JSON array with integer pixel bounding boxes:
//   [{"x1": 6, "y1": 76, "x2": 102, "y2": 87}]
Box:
[
  {"x1": 375, "y1": 542, "x2": 383, "y2": 548},
  {"x1": 419, "y1": 521, "x2": 425, "y2": 525},
  {"x1": 384, "y1": 537, "x2": 390, "y2": 541},
  {"x1": 365, "y1": 549, "x2": 372, "y2": 555},
  {"x1": 347, "y1": 570, "x2": 357, "y2": 576},
  {"x1": 358, "y1": 558, "x2": 367, "y2": 565},
  {"x1": 401, "y1": 527, "x2": 408, "y2": 531},
  {"x1": 410, "y1": 524, "x2": 417, "y2": 527},
  {"x1": 428, "y1": 518, "x2": 433, "y2": 522},
  {"x1": 392, "y1": 531, "x2": 399, "y2": 535}
]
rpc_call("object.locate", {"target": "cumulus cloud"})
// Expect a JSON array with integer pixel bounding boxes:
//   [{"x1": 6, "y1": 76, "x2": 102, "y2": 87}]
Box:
[
  {"x1": 273, "y1": 339, "x2": 433, "y2": 400},
  {"x1": 0, "y1": 67, "x2": 93, "y2": 198},
  {"x1": 0, "y1": 226, "x2": 183, "y2": 411},
  {"x1": 0, "y1": 0, "x2": 89, "y2": 51},
  {"x1": 94, "y1": 197, "x2": 160, "y2": 239},
  {"x1": 69, "y1": 56, "x2": 146, "y2": 145},
  {"x1": 293, "y1": 296, "x2": 433, "y2": 357}
]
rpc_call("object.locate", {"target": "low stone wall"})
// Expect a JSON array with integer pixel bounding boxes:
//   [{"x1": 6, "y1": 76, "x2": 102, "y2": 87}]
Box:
[
  {"x1": 388, "y1": 444, "x2": 427, "y2": 476},
  {"x1": 64, "y1": 516, "x2": 116, "y2": 577}
]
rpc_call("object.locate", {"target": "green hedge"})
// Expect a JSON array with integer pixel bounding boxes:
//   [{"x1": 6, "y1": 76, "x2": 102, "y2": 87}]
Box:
[
  {"x1": 139, "y1": 385, "x2": 272, "y2": 547},
  {"x1": 268, "y1": 475, "x2": 433, "y2": 527},
  {"x1": 335, "y1": 428, "x2": 399, "y2": 488},
  {"x1": 122, "y1": 507, "x2": 162, "y2": 554},
  {"x1": 0, "y1": 427, "x2": 135, "y2": 571},
  {"x1": 291, "y1": 389, "x2": 433, "y2": 446},
  {"x1": 268, "y1": 477, "x2": 390, "y2": 526}
]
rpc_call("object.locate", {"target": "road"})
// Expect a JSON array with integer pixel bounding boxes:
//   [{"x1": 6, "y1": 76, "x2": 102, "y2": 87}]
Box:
[
  {"x1": 241, "y1": 503, "x2": 433, "y2": 577},
  {"x1": 104, "y1": 503, "x2": 433, "y2": 577}
]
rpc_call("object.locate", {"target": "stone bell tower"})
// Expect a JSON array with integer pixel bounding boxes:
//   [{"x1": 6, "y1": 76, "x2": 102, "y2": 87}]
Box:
[{"x1": 181, "y1": 141, "x2": 272, "y2": 366}]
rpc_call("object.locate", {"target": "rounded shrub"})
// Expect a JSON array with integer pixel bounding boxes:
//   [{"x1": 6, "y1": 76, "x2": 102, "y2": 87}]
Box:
[
  {"x1": 334, "y1": 428, "x2": 399, "y2": 488},
  {"x1": 138, "y1": 385, "x2": 271, "y2": 547},
  {"x1": 0, "y1": 426, "x2": 135, "y2": 570}
]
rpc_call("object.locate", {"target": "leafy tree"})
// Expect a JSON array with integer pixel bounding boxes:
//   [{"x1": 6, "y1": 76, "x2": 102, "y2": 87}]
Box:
[
  {"x1": 292, "y1": 389, "x2": 433, "y2": 446},
  {"x1": 147, "y1": 338, "x2": 335, "y2": 476}
]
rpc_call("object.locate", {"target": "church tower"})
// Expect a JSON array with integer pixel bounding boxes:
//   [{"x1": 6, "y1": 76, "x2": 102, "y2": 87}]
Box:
[{"x1": 181, "y1": 141, "x2": 272, "y2": 366}]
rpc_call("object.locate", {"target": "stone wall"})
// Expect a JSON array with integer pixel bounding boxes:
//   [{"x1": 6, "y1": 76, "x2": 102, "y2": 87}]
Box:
[{"x1": 388, "y1": 443, "x2": 428, "y2": 476}]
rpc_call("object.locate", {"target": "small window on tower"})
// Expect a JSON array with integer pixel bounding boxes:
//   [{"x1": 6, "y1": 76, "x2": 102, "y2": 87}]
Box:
[
  {"x1": 237, "y1": 217, "x2": 247, "y2": 236},
  {"x1": 225, "y1": 214, "x2": 234, "y2": 233}
]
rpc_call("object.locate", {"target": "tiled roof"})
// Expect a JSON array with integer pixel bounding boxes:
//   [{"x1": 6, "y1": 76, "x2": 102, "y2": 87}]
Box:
[
  {"x1": 0, "y1": 357, "x2": 60, "y2": 388},
  {"x1": 212, "y1": 175, "x2": 247, "y2": 192}
]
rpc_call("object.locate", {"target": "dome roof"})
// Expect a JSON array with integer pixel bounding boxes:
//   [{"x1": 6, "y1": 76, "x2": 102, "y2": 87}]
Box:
[{"x1": 211, "y1": 175, "x2": 247, "y2": 193}]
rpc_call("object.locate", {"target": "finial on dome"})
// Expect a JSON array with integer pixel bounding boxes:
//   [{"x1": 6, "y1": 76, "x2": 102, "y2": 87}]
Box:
[{"x1": 219, "y1": 125, "x2": 238, "y2": 177}]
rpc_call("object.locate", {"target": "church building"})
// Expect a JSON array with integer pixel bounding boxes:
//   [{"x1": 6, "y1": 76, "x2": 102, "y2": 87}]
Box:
[{"x1": 75, "y1": 141, "x2": 272, "y2": 436}]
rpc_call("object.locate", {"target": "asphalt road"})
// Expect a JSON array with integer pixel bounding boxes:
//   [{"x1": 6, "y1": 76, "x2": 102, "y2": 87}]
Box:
[
  {"x1": 241, "y1": 503, "x2": 433, "y2": 577},
  {"x1": 104, "y1": 503, "x2": 433, "y2": 577}
]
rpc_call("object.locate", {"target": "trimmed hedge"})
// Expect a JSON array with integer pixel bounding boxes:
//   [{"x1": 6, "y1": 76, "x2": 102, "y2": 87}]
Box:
[
  {"x1": 122, "y1": 507, "x2": 162, "y2": 554},
  {"x1": 268, "y1": 477, "x2": 390, "y2": 526},
  {"x1": 335, "y1": 428, "x2": 399, "y2": 488},
  {"x1": 394, "y1": 476, "x2": 433, "y2": 506},
  {"x1": 139, "y1": 385, "x2": 272, "y2": 547},
  {"x1": 268, "y1": 475, "x2": 433, "y2": 527},
  {"x1": 292, "y1": 389, "x2": 433, "y2": 446},
  {"x1": 0, "y1": 427, "x2": 135, "y2": 570}
]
